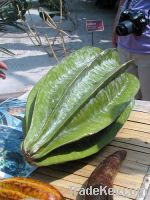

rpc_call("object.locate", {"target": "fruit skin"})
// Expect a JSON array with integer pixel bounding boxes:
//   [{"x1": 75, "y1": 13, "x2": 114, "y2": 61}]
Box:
[
  {"x1": 84, "y1": 150, "x2": 127, "y2": 200},
  {"x1": 0, "y1": 177, "x2": 64, "y2": 200},
  {"x1": 22, "y1": 47, "x2": 139, "y2": 166}
]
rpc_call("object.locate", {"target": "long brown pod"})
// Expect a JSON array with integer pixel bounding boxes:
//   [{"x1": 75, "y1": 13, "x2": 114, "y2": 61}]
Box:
[{"x1": 84, "y1": 150, "x2": 127, "y2": 200}]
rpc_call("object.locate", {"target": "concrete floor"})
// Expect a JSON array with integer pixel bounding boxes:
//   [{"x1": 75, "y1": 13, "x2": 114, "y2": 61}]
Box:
[{"x1": 0, "y1": 0, "x2": 115, "y2": 94}]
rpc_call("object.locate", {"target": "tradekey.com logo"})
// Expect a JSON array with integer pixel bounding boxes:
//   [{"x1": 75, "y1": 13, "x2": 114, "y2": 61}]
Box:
[{"x1": 69, "y1": 186, "x2": 147, "y2": 198}]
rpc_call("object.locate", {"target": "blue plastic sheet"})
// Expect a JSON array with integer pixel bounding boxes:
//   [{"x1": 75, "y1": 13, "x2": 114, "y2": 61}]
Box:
[{"x1": 0, "y1": 97, "x2": 36, "y2": 178}]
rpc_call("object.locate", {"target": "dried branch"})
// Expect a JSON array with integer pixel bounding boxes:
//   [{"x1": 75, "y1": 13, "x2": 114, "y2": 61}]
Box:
[
  {"x1": 60, "y1": 0, "x2": 63, "y2": 22},
  {"x1": 45, "y1": 34, "x2": 59, "y2": 62},
  {"x1": 60, "y1": 33, "x2": 67, "y2": 55}
]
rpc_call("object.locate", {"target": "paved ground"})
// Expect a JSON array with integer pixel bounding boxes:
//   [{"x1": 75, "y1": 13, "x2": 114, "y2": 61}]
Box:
[{"x1": 0, "y1": 0, "x2": 115, "y2": 94}]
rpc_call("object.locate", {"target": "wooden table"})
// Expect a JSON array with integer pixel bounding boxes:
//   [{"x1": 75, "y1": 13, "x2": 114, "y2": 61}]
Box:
[{"x1": 29, "y1": 100, "x2": 149, "y2": 200}]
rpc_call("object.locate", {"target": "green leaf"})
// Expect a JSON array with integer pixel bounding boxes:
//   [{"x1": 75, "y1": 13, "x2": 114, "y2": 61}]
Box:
[{"x1": 33, "y1": 100, "x2": 134, "y2": 166}]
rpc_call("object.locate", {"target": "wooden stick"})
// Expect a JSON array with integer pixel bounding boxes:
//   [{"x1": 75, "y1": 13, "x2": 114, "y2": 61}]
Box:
[
  {"x1": 45, "y1": 34, "x2": 59, "y2": 62},
  {"x1": 60, "y1": 0, "x2": 63, "y2": 22},
  {"x1": 60, "y1": 33, "x2": 67, "y2": 55}
]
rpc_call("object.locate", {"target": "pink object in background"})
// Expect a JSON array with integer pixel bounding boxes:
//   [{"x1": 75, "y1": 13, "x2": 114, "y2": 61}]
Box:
[
  {"x1": 86, "y1": 20, "x2": 104, "y2": 32},
  {"x1": 0, "y1": 62, "x2": 8, "y2": 79}
]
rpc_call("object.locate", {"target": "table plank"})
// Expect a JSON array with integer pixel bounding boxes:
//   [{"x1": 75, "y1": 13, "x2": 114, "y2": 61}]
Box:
[
  {"x1": 37, "y1": 167, "x2": 143, "y2": 190},
  {"x1": 123, "y1": 121, "x2": 150, "y2": 133},
  {"x1": 115, "y1": 129, "x2": 150, "y2": 149},
  {"x1": 129, "y1": 111, "x2": 150, "y2": 125},
  {"x1": 134, "y1": 100, "x2": 150, "y2": 113},
  {"x1": 32, "y1": 171, "x2": 137, "y2": 199},
  {"x1": 85, "y1": 146, "x2": 150, "y2": 166}
]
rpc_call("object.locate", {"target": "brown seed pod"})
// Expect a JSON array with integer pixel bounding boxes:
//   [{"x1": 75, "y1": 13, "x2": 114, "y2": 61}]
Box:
[{"x1": 84, "y1": 150, "x2": 127, "y2": 200}]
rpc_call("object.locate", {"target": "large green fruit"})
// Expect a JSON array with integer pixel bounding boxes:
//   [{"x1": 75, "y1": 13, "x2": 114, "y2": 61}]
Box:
[{"x1": 22, "y1": 47, "x2": 140, "y2": 166}]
